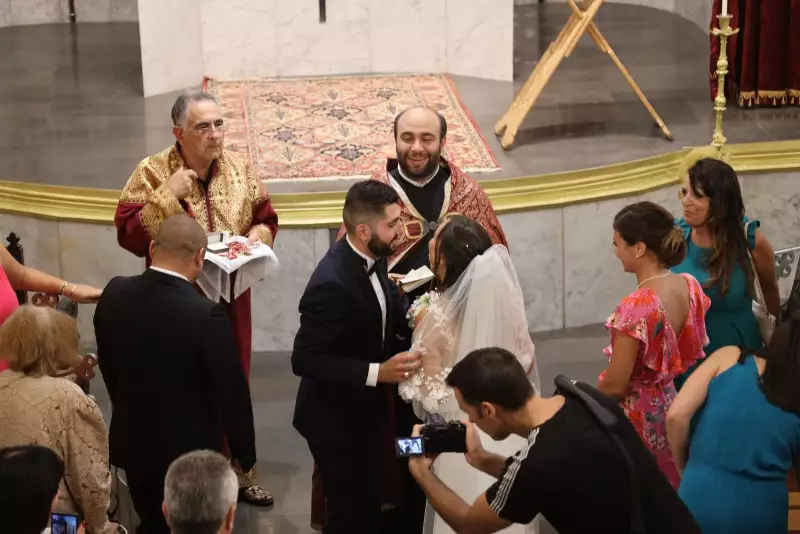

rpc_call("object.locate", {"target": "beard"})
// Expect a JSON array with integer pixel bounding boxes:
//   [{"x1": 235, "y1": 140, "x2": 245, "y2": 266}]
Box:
[
  {"x1": 367, "y1": 233, "x2": 395, "y2": 257},
  {"x1": 397, "y1": 144, "x2": 441, "y2": 180}
]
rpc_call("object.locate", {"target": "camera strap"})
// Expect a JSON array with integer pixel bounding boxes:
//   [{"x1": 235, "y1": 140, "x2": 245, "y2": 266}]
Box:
[{"x1": 554, "y1": 375, "x2": 645, "y2": 534}]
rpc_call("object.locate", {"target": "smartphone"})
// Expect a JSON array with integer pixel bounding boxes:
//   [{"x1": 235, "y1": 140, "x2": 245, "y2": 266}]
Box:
[
  {"x1": 50, "y1": 513, "x2": 79, "y2": 534},
  {"x1": 395, "y1": 437, "x2": 425, "y2": 457}
]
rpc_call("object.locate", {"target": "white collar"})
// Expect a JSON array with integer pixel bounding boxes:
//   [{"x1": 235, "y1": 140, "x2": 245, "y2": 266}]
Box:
[
  {"x1": 150, "y1": 266, "x2": 190, "y2": 283},
  {"x1": 345, "y1": 235, "x2": 375, "y2": 271},
  {"x1": 397, "y1": 162, "x2": 440, "y2": 188}
]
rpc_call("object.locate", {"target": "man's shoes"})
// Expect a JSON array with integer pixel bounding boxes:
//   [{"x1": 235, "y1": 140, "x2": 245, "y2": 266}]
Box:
[
  {"x1": 234, "y1": 463, "x2": 274, "y2": 507},
  {"x1": 238, "y1": 484, "x2": 274, "y2": 507}
]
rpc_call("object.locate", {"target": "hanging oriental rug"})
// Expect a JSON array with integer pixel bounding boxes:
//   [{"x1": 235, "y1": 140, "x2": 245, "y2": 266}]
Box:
[{"x1": 203, "y1": 74, "x2": 500, "y2": 182}]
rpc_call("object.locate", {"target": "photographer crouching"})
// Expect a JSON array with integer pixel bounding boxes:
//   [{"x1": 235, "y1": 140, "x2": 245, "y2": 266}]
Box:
[{"x1": 407, "y1": 348, "x2": 701, "y2": 534}]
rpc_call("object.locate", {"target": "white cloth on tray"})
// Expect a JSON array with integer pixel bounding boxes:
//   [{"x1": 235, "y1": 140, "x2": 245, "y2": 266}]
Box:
[{"x1": 197, "y1": 237, "x2": 279, "y2": 303}]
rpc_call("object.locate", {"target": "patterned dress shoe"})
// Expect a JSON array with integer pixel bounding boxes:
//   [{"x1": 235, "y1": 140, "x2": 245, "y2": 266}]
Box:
[{"x1": 236, "y1": 464, "x2": 274, "y2": 507}]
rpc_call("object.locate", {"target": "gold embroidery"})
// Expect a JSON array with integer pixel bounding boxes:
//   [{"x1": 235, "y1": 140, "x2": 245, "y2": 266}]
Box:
[{"x1": 120, "y1": 146, "x2": 267, "y2": 238}]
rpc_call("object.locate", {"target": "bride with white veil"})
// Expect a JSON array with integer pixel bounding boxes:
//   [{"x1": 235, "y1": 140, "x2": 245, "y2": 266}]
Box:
[{"x1": 399, "y1": 216, "x2": 540, "y2": 534}]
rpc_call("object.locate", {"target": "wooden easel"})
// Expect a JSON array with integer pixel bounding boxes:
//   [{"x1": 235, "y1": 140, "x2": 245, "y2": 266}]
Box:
[{"x1": 495, "y1": 0, "x2": 673, "y2": 149}]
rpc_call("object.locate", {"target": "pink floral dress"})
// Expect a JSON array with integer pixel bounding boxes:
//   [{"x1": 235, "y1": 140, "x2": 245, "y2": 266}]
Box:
[{"x1": 602, "y1": 273, "x2": 710, "y2": 488}]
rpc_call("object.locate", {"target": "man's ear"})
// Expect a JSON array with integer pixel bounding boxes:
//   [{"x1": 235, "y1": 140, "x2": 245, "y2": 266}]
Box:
[
  {"x1": 161, "y1": 501, "x2": 169, "y2": 524},
  {"x1": 149, "y1": 240, "x2": 156, "y2": 259},
  {"x1": 355, "y1": 223, "x2": 371, "y2": 243},
  {"x1": 173, "y1": 126, "x2": 184, "y2": 144},
  {"x1": 224, "y1": 503, "x2": 237, "y2": 531},
  {"x1": 440, "y1": 135, "x2": 447, "y2": 151},
  {"x1": 480, "y1": 402, "x2": 496, "y2": 419},
  {"x1": 196, "y1": 248, "x2": 206, "y2": 267}
]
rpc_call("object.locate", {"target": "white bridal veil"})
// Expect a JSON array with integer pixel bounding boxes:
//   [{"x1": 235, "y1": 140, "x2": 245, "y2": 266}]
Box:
[{"x1": 399, "y1": 244, "x2": 540, "y2": 421}]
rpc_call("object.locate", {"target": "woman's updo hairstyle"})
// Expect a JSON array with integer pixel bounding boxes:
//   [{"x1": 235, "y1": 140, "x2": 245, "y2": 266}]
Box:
[{"x1": 613, "y1": 201, "x2": 686, "y2": 267}]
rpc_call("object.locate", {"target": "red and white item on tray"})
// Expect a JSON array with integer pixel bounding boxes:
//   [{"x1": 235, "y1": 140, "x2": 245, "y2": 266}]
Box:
[{"x1": 198, "y1": 236, "x2": 279, "y2": 302}]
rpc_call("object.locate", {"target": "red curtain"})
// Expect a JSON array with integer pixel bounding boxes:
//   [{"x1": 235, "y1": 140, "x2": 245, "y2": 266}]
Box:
[{"x1": 710, "y1": 0, "x2": 800, "y2": 107}]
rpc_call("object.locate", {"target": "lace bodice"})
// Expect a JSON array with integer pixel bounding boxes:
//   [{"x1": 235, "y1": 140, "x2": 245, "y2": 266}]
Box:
[{"x1": 399, "y1": 294, "x2": 459, "y2": 415}]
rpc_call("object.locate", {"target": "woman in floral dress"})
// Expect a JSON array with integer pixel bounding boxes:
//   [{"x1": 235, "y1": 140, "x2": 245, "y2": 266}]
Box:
[{"x1": 598, "y1": 202, "x2": 710, "y2": 488}]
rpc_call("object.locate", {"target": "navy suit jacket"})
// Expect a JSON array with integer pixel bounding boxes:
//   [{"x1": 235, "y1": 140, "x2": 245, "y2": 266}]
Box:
[{"x1": 292, "y1": 238, "x2": 410, "y2": 445}]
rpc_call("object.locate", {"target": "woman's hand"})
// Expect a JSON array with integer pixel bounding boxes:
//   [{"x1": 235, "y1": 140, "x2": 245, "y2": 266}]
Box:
[{"x1": 69, "y1": 284, "x2": 103, "y2": 304}]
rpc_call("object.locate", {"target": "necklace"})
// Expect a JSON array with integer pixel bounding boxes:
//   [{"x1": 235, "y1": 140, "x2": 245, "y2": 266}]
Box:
[{"x1": 637, "y1": 270, "x2": 672, "y2": 288}]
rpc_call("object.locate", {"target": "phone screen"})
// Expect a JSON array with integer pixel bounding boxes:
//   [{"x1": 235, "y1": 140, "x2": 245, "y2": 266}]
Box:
[
  {"x1": 395, "y1": 437, "x2": 424, "y2": 457},
  {"x1": 51, "y1": 513, "x2": 79, "y2": 534}
]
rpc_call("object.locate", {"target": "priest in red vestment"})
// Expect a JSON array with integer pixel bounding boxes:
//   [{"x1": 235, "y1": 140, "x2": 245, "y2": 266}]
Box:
[
  {"x1": 317, "y1": 106, "x2": 507, "y2": 533},
  {"x1": 114, "y1": 91, "x2": 278, "y2": 506}
]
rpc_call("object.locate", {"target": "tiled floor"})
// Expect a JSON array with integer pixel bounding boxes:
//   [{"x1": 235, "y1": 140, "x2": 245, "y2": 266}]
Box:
[
  {"x1": 87, "y1": 324, "x2": 609, "y2": 534},
  {"x1": 0, "y1": 4, "x2": 797, "y2": 193}
]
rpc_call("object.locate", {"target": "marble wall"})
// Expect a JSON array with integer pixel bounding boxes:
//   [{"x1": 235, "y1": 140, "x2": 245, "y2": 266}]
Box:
[
  {"x1": 137, "y1": 0, "x2": 204, "y2": 98},
  {"x1": 0, "y1": 0, "x2": 137, "y2": 26},
  {"x1": 140, "y1": 0, "x2": 513, "y2": 96},
  {"x1": 513, "y1": 0, "x2": 711, "y2": 33},
  {"x1": 2, "y1": 169, "x2": 798, "y2": 351}
]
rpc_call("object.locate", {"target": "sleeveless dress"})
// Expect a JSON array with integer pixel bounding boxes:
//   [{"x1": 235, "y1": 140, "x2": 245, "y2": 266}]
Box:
[
  {"x1": 673, "y1": 217, "x2": 762, "y2": 389},
  {"x1": 679, "y1": 355, "x2": 800, "y2": 534},
  {"x1": 602, "y1": 273, "x2": 710, "y2": 488},
  {"x1": 0, "y1": 265, "x2": 20, "y2": 372}
]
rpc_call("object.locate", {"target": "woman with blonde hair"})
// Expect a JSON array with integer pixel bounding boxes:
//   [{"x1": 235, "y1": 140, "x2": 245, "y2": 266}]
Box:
[
  {"x1": 598, "y1": 201, "x2": 710, "y2": 488},
  {"x1": 0, "y1": 305, "x2": 117, "y2": 534}
]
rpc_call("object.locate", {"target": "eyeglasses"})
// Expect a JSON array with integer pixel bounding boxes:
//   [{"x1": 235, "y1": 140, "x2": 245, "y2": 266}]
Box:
[{"x1": 191, "y1": 120, "x2": 226, "y2": 135}]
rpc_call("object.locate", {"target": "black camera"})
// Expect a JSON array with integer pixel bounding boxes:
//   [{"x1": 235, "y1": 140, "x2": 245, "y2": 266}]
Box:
[{"x1": 396, "y1": 414, "x2": 467, "y2": 457}]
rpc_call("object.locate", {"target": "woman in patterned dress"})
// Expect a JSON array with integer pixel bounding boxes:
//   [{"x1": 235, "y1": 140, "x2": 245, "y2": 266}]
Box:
[
  {"x1": 0, "y1": 306, "x2": 117, "y2": 534},
  {"x1": 598, "y1": 202, "x2": 710, "y2": 488}
]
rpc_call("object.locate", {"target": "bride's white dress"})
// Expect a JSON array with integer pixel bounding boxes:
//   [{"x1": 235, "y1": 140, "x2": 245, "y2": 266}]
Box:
[{"x1": 399, "y1": 245, "x2": 540, "y2": 534}]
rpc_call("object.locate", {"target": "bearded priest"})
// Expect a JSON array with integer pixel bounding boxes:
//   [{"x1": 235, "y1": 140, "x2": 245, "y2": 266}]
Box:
[{"x1": 114, "y1": 90, "x2": 278, "y2": 507}]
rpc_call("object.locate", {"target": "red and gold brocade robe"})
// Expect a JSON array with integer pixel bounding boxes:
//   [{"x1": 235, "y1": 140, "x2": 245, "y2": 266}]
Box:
[
  {"x1": 336, "y1": 158, "x2": 508, "y2": 268},
  {"x1": 114, "y1": 145, "x2": 279, "y2": 378}
]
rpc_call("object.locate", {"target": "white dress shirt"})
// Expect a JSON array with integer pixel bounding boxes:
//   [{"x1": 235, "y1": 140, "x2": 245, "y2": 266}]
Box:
[
  {"x1": 149, "y1": 266, "x2": 190, "y2": 282},
  {"x1": 346, "y1": 235, "x2": 386, "y2": 387}
]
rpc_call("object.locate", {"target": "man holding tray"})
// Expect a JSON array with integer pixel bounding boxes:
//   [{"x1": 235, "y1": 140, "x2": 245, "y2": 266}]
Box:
[{"x1": 114, "y1": 90, "x2": 278, "y2": 507}]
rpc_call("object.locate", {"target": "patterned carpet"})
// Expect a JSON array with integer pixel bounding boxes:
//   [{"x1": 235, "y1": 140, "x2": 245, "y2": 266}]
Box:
[{"x1": 204, "y1": 74, "x2": 499, "y2": 181}]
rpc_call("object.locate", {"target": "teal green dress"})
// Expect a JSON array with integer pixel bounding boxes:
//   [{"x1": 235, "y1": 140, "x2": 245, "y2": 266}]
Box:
[
  {"x1": 673, "y1": 217, "x2": 762, "y2": 389},
  {"x1": 678, "y1": 354, "x2": 800, "y2": 534}
]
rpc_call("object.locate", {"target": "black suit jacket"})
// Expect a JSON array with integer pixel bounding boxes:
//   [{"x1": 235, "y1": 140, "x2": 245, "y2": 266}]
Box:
[
  {"x1": 292, "y1": 238, "x2": 410, "y2": 445},
  {"x1": 94, "y1": 269, "x2": 256, "y2": 472}
]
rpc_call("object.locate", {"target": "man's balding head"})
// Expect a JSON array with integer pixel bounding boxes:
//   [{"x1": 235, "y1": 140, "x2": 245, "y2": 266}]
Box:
[
  {"x1": 393, "y1": 106, "x2": 447, "y2": 141},
  {"x1": 149, "y1": 215, "x2": 208, "y2": 281}
]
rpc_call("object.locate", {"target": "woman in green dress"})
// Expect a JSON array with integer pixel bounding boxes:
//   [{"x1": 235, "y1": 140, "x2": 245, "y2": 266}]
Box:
[{"x1": 673, "y1": 158, "x2": 781, "y2": 389}]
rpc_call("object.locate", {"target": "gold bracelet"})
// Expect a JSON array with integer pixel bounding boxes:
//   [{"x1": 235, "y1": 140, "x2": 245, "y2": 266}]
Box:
[
  {"x1": 59, "y1": 281, "x2": 69, "y2": 296},
  {"x1": 65, "y1": 284, "x2": 77, "y2": 298}
]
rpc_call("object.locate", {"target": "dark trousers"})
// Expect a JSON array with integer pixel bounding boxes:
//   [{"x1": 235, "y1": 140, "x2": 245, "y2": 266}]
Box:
[
  {"x1": 126, "y1": 465, "x2": 170, "y2": 534},
  {"x1": 309, "y1": 440, "x2": 383, "y2": 534},
  {"x1": 383, "y1": 397, "x2": 426, "y2": 534}
]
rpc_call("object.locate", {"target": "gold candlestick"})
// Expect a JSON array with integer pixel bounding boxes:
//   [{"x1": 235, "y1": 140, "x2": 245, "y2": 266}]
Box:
[{"x1": 710, "y1": 13, "x2": 739, "y2": 157}]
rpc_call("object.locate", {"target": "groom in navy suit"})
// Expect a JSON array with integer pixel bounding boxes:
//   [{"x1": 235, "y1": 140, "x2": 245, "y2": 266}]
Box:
[{"x1": 292, "y1": 180, "x2": 421, "y2": 534}]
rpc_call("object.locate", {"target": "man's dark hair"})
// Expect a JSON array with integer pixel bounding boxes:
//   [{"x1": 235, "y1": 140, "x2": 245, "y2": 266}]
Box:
[
  {"x1": 171, "y1": 90, "x2": 219, "y2": 127},
  {"x1": 342, "y1": 180, "x2": 400, "y2": 234},
  {"x1": 0, "y1": 445, "x2": 64, "y2": 534},
  {"x1": 446, "y1": 347, "x2": 535, "y2": 411},
  {"x1": 393, "y1": 107, "x2": 448, "y2": 140}
]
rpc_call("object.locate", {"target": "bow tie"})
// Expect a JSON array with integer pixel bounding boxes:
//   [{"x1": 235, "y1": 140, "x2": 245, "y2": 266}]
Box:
[{"x1": 364, "y1": 256, "x2": 386, "y2": 276}]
